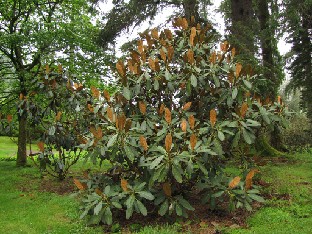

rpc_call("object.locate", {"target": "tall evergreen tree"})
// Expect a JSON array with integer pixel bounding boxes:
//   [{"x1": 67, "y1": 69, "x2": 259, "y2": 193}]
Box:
[
  {"x1": 256, "y1": 0, "x2": 284, "y2": 99},
  {"x1": 284, "y1": 0, "x2": 312, "y2": 120},
  {"x1": 96, "y1": 0, "x2": 212, "y2": 47},
  {"x1": 229, "y1": 0, "x2": 255, "y2": 56},
  {"x1": 221, "y1": 0, "x2": 284, "y2": 98},
  {"x1": 254, "y1": 0, "x2": 285, "y2": 148},
  {"x1": 221, "y1": 0, "x2": 285, "y2": 150}
]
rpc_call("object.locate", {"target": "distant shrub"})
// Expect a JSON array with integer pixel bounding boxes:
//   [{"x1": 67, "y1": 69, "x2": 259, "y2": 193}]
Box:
[
  {"x1": 13, "y1": 66, "x2": 92, "y2": 180},
  {"x1": 282, "y1": 113, "x2": 312, "y2": 151}
]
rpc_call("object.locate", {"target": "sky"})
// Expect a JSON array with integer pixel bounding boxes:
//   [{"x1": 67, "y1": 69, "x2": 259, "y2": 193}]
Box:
[{"x1": 99, "y1": 0, "x2": 291, "y2": 56}]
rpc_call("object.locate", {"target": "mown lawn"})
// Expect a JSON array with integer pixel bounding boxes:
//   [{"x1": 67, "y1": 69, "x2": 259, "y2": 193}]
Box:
[
  {"x1": 0, "y1": 136, "x2": 19, "y2": 159},
  {"x1": 0, "y1": 136, "x2": 40, "y2": 160},
  {"x1": 226, "y1": 152, "x2": 312, "y2": 234},
  {"x1": 0, "y1": 161, "x2": 103, "y2": 234},
  {"x1": 0, "y1": 136, "x2": 311, "y2": 233}
]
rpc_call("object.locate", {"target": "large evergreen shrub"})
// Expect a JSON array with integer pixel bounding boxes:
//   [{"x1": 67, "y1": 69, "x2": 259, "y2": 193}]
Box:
[{"x1": 72, "y1": 18, "x2": 288, "y2": 223}]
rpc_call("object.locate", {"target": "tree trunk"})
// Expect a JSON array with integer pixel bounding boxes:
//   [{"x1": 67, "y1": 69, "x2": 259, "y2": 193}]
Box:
[
  {"x1": 231, "y1": 0, "x2": 253, "y2": 21},
  {"x1": 257, "y1": 0, "x2": 281, "y2": 149},
  {"x1": 258, "y1": 0, "x2": 273, "y2": 66},
  {"x1": 16, "y1": 72, "x2": 28, "y2": 167},
  {"x1": 257, "y1": 0, "x2": 278, "y2": 99},
  {"x1": 230, "y1": 0, "x2": 255, "y2": 55},
  {"x1": 301, "y1": 15, "x2": 312, "y2": 120},
  {"x1": 16, "y1": 113, "x2": 27, "y2": 166},
  {"x1": 183, "y1": 0, "x2": 200, "y2": 23}
]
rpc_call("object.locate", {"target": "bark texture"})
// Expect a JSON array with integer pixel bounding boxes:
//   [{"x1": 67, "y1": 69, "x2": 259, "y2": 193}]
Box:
[
  {"x1": 16, "y1": 114, "x2": 27, "y2": 166},
  {"x1": 230, "y1": 0, "x2": 255, "y2": 55}
]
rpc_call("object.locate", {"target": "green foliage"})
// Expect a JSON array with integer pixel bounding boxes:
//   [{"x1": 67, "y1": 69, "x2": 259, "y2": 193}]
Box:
[
  {"x1": 226, "y1": 152, "x2": 312, "y2": 234},
  {"x1": 98, "y1": 0, "x2": 212, "y2": 47},
  {"x1": 197, "y1": 172, "x2": 264, "y2": 212},
  {"x1": 79, "y1": 178, "x2": 155, "y2": 225},
  {"x1": 281, "y1": 113, "x2": 312, "y2": 151},
  {"x1": 0, "y1": 0, "x2": 113, "y2": 166},
  {"x1": 20, "y1": 66, "x2": 91, "y2": 179},
  {"x1": 0, "y1": 161, "x2": 103, "y2": 234},
  {"x1": 256, "y1": 135, "x2": 285, "y2": 157},
  {"x1": 77, "y1": 18, "x2": 288, "y2": 223},
  {"x1": 283, "y1": 0, "x2": 312, "y2": 119}
]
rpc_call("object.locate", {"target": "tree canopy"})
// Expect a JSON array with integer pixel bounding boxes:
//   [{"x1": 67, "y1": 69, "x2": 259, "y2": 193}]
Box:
[
  {"x1": 283, "y1": 0, "x2": 312, "y2": 119},
  {"x1": 97, "y1": 0, "x2": 212, "y2": 48},
  {"x1": 0, "y1": 0, "x2": 111, "y2": 166}
]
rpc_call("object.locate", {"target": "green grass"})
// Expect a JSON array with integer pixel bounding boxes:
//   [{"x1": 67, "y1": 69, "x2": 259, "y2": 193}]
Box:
[
  {"x1": 226, "y1": 152, "x2": 312, "y2": 234},
  {"x1": 0, "y1": 136, "x2": 39, "y2": 159},
  {"x1": 1, "y1": 135, "x2": 312, "y2": 233},
  {"x1": 0, "y1": 136, "x2": 107, "y2": 233},
  {"x1": 135, "y1": 225, "x2": 182, "y2": 234},
  {"x1": 0, "y1": 136, "x2": 18, "y2": 158},
  {"x1": 0, "y1": 136, "x2": 104, "y2": 171},
  {"x1": 0, "y1": 161, "x2": 103, "y2": 234}
]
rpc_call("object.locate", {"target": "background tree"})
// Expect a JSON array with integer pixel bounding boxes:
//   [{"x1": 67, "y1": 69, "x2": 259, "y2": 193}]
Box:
[
  {"x1": 0, "y1": 53, "x2": 16, "y2": 116},
  {"x1": 283, "y1": 0, "x2": 312, "y2": 120},
  {"x1": 229, "y1": 0, "x2": 256, "y2": 58},
  {"x1": 221, "y1": 0, "x2": 284, "y2": 95},
  {"x1": 96, "y1": 0, "x2": 212, "y2": 48},
  {"x1": 0, "y1": 0, "x2": 110, "y2": 166},
  {"x1": 255, "y1": 0, "x2": 284, "y2": 99},
  {"x1": 254, "y1": 0, "x2": 285, "y2": 148},
  {"x1": 219, "y1": 0, "x2": 287, "y2": 151},
  {"x1": 27, "y1": 66, "x2": 91, "y2": 180}
]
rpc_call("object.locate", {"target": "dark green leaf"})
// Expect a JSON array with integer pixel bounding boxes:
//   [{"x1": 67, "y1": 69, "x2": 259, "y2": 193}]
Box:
[
  {"x1": 232, "y1": 88, "x2": 238, "y2": 99},
  {"x1": 248, "y1": 194, "x2": 265, "y2": 202},
  {"x1": 191, "y1": 74, "x2": 197, "y2": 87},
  {"x1": 124, "y1": 145, "x2": 135, "y2": 161},
  {"x1": 197, "y1": 161, "x2": 208, "y2": 175},
  {"x1": 94, "y1": 201, "x2": 102, "y2": 215},
  {"x1": 217, "y1": 131, "x2": 225, "y2": 141},
  {"x1": 246, "y1": 119, "x2": 261, "y2": 127},
  {"x1": 177, "y1": 196, "x2": 194, "y2": 211},
  {"x1": 126, "y1": 206, "x2": 133, "y2": 219},
  {"x1": 243, "y1": 80, "x2": 252, "y2": 89},
  {"x1": 104, "y1": 207, "x2": 113, "y2": 225},
  {"x1": 107, "y1": 134, "x2": 118, "y2": 147},
  {"x1": 123, "y1": 87, "x2": 131, "y2": 100},
  {"x1": 154, "y1": 79, "x2": 159, "y2": 90},
  {"x1": 138, "y1": 191, "x2": 154, "y2": 200},
  {"x1": 112, "y1": 201, "x2": 122, "y2": 209},
  {"x1": 125, "y1": 195, "x2": 135, "y2": 208},
  {"x1": 175, "y1": 203, "x2": 182, "y2": 216},
  {"x1": 247, "y1": 189, "x2": 260, "y2": 194},
  {"x1": 158, "y1": 200, "x2": 168, "y2": 216},
  {"x1": 136, "y1": 199, "x2": 147, "y2": 216},
  {"x1": 212, "y1": 191, "x2": 224, "y2": 198},
  {"x1": 150, "y1": 155, "x2": 164, "y2": 169},
  {"x1": 172, "y1": 164, "x2": 183, "y2": 183},
  {"x1": 186, "y1": 81, "x2": 191, "y2": 96},
  {"x1": 242, "y1": 128, "x2": 252, "y2": 144},
  {"x1": 165, "y1": 69, "x2": 171, "y2": 81},
  {"x1": 260, "y1": 107, "x2": 271, "y2": 124},
  {"x1": 141, "y1": 121, "x2": 147, "y2": 131}
]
